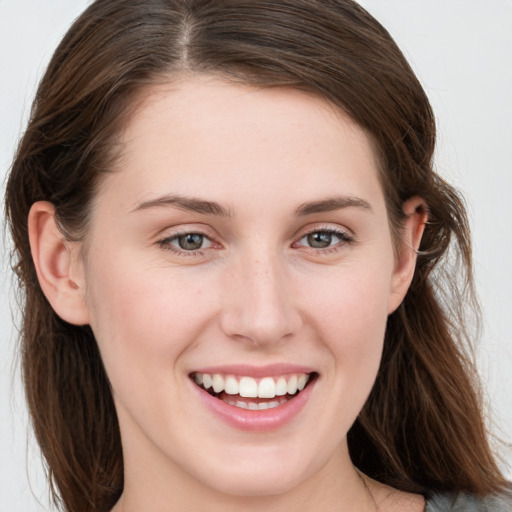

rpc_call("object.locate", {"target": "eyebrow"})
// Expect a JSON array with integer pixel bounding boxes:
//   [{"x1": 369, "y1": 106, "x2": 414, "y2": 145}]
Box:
[
  {"x1": 131, "y1": 194, "x2": 232, "y2": 217},
  {"x1": 131, "y1": 193, "x2": 372, "y2": 217},
  {"x1": 295, "y1": 196, "x2": 373, "y2": 216}
]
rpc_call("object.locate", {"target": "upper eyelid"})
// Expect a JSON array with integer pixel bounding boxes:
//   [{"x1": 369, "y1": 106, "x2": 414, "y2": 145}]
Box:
[
  {"x1": 294, "y1": 223, "x2": 353, "y2": 240},
  {"x1": 158, "y1": 231, "x2": 214, "y2": 248},
  {"x1": 160, "y1": 230, "x2": 211, "y2": 240},
  {"x1": 299, "y1": 226, "x2": 349, "y2": 236},
  {"x1": 156, "y1": 224, "x2": 216, "y2": 241},
  {"x1": 295, "y1": 229, "x2": 352, "y2": 244}
]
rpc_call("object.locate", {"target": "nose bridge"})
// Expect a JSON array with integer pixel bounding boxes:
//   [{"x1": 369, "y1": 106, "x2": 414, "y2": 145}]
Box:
[{"x1": 220, "y1": 245, "x2": 301, "y2": 345}]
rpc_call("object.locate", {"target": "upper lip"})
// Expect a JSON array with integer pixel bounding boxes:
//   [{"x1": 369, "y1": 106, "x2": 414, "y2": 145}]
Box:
[{"x1": 190, "y1": 363, "x2": 316, "y2": 378}]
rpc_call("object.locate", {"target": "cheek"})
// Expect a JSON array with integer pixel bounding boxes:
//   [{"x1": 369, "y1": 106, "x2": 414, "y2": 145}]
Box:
[
  {"x1": 278, "y1": 262, "x2": 393, "y2": 462},
  {"x1": 303, "y1": 261, "x2": 392, "y2": 393},
  {"x1": 307, "y1": 262, "x2": 392, "y2": 345},
  {"x1": 84, "y1": 252, "x2": 218, "y2": 396}
]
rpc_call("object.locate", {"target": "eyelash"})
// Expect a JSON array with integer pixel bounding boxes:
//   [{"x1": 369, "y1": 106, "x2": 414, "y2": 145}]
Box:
[
  {"x1": 157, "y1": 227, "x2": 354, "y2": 257},
  {"x1": 294, "y1": 227, "x2": 355, "y2": 253},
  {"x1": 157, "y1": 231, "x2": 214, "y2": 257}
]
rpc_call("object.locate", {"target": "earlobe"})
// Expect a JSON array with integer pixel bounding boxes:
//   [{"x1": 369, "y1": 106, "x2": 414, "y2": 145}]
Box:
[
  {"x1": 387, "y1": 196, "x2": 428, "y2": 314},
  {"x1": 28, "y1": 201, "x2": 90, "y2": 325}
]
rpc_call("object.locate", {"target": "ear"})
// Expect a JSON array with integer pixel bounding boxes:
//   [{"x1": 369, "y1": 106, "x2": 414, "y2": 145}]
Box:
[
  {"x1": 28, "y1": 201, "x2": 90, "y2": 325},
  {"x1": 387, "y1": 196, "x2": 428, "y2": 314}
]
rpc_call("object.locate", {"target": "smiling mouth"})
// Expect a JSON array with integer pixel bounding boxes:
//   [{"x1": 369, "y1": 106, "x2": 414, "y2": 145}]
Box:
[{"x1": 190, "y1": 372, "x2": 317, "y2": 410}]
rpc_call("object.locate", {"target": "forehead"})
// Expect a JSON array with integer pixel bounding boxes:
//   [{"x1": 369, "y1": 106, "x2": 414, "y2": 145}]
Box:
[
  {"x1": 122, "y1": 76, "x2": 372, "y2": 150},
  {"x1": 100, "y1": 76, "x2": 385, "y2": 214}
]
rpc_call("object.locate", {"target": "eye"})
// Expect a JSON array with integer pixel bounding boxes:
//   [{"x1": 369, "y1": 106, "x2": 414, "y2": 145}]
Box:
[
  {"x1": 176, "y1": 233, "x2": 207, "y2": 251},
  {"x1": 158, "y1": 232, "x2": 214, "y2": 253},
  {"x1": 295, "y1": 228, "x2": 353, "y2": 250},
  {"x1": 306, "y1": 231, "x2": 336, "y2": 249}
]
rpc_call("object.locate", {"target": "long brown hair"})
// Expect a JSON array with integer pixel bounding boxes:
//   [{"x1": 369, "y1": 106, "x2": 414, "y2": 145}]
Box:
[{"x1": 5, "y1": 1, "x2": 507, "y2": 510}]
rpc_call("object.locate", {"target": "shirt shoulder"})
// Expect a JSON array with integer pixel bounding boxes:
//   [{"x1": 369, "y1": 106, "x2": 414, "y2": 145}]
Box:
[{"x1": 425, "y1": 488, "x2": 512, "y2": 512}]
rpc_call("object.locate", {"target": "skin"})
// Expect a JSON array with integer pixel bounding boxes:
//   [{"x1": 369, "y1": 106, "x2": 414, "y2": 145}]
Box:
[{"x1": 29, "y1": 76, "x2": 427, "y2": 511}]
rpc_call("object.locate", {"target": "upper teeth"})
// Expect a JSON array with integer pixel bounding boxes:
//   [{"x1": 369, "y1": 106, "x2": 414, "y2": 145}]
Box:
[{"x1": 193, "y1": 372, "x2": 310, "y2": 398}]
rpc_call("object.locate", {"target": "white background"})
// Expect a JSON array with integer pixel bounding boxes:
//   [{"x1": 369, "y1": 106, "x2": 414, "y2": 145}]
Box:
[{"x1": 1, "y1": 1, "x2": 511, "y2": 510}]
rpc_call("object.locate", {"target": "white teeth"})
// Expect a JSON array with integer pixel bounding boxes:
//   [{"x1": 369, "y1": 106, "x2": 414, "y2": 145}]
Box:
[
  {"x1": 258, "y1": 377, "x2": 276, "y2": 398},
  {"x1": 287, "y1": 374, "x2": 298, "y2": 395},
  {"x1": 239, "y1": 376, "x2": 258, "y2": 398},
  {"x1": 202, "y1": 373, "x2": 213, "y2": 390},
  {"x1": 297, "y1": 374, "x2": 308, "y2": 391},
  {"x1": 275, "y1": 376, "x2": 288, "y2": 396},
  {"x1": 226, "y1": 397, "x2": 288, "y2": 410},
  {"x1": 212, "y1": 374, "x2": 224, "y2": 393},
  {"x1": 192, "y1": 371, "x2": 312, "y2": 399},
  {"x1": 224, "y1": 376, "x2": 239, "y2": 395}
]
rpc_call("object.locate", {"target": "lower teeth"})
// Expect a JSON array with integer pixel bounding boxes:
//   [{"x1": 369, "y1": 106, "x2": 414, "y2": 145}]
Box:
[{"x1": 222, "y1": 396, "x2": 289, "y2": 410}]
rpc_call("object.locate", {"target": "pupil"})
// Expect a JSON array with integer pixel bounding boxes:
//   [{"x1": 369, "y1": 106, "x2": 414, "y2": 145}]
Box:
[
  {"x1": 308, "y1": 232, "x2": 332, "y2": 248},
  {"x1": 179, "y1": 233, "x2": 203, "y2": 250}
]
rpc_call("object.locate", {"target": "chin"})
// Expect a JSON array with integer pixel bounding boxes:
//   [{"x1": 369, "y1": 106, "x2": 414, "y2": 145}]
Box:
[
  {"x1": 198, "y1": 464, "x2": 307, "y2": 498},
  {"x1": 174, "y1": 441, "x2": 308, "y2": 497}
]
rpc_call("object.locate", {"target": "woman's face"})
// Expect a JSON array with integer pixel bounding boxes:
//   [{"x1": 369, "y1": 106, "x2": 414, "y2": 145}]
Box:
[{"x1": 78, "y1": 77, "x2": 413, "y2": 498}]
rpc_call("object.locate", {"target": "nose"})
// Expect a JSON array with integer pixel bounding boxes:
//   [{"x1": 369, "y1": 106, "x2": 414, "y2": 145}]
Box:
[{"x1": 219, "y1": 251, "x2": 302, "y2": 347}]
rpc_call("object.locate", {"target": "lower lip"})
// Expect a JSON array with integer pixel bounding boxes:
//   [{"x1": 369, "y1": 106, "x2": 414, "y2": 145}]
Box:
[{"x1": 192, "y1": 378, "x2": 316, "y2": 432}]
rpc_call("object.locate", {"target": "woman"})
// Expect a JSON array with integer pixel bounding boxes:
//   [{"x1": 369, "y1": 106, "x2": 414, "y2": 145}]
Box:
[{"x1": 4, "y1": 1, "x2": 510, "y2": 511}]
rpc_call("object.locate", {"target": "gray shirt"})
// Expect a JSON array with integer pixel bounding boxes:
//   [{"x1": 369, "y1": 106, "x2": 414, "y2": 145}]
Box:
[{"x1": 426, "y1": 490, "x2": 512, "y2": 511}]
